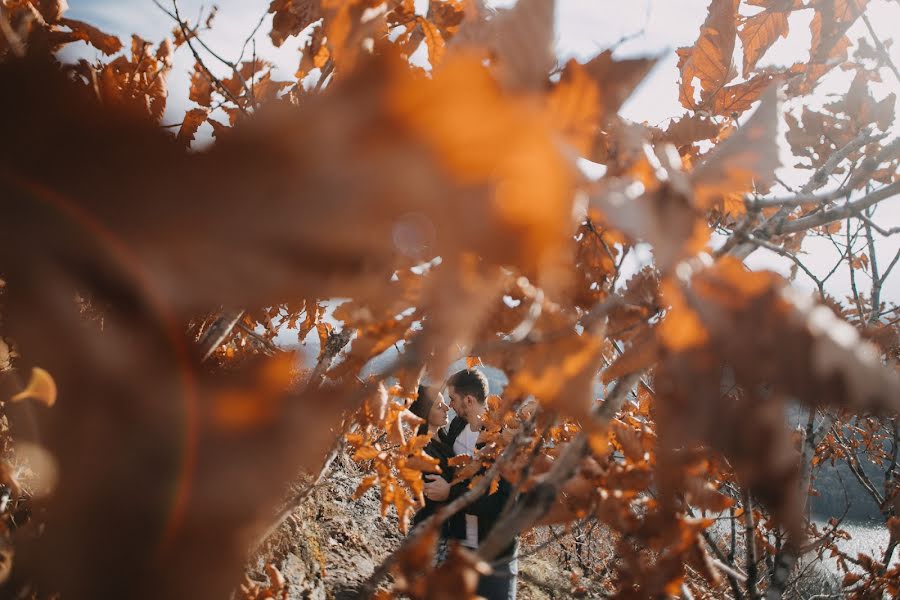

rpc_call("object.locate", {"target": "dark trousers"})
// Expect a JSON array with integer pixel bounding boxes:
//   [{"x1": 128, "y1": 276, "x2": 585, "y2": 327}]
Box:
[
  {"x1": 435, "y1": 538, "x2": 518, "y2": 600},
  {"x1": 476, "y1": 552, "x2": 518, "y2": 600}
]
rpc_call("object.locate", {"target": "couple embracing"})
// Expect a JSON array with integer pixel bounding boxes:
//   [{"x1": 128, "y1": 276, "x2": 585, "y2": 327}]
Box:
[{"x1": 407, "y1": 369, "x2": 518, "y2": 600}]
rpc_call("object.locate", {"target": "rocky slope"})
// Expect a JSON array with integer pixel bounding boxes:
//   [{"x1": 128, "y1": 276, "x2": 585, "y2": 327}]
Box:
[{"x1": 245, "y1": 454, "x2": 576, "y2": 600}]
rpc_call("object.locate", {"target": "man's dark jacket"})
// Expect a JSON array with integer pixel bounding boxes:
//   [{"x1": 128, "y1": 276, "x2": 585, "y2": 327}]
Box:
[{"x1": 440, "y1": 415, "x2": 517, "y2": 560}]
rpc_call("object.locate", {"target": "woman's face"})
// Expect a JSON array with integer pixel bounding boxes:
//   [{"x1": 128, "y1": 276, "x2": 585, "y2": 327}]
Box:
[{"x1": 428, "y1": 392, "x2": 450, "y2": 427}]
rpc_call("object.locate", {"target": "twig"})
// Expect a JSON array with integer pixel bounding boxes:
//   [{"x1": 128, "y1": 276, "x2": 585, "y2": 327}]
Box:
[
  {"x1": 742, "y1": 234, "x2": 823, "y2": 295},
  {"x1": 198, "y1": 308, "x2": 245, "y2": 361},
  {"x1": 743, "y1": 491, "x2": 759, "y2": 600},
  {"x1": 778, "y1": 180, "x2": 900, "y2": 235},
  {"x1": 861, "y1": 13, "x2": 900, "y2": 84},
  {"x1": 236, "y1": 321, "x2": 280, "y2": 355},
  {"x1": 152, "y1": 0, "x2": 247, "y2": 109},
  {"x1": 857, "y1": 211, "x2": 900, "y2": 237},
  {"x1": 746, "y1": 128, "x2": 881, "y2": 209}
]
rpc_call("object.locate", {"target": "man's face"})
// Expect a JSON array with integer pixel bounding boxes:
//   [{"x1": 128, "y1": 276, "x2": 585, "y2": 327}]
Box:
[{"x1": 446, "y1": 385, "x2": 465, "y2": 419}]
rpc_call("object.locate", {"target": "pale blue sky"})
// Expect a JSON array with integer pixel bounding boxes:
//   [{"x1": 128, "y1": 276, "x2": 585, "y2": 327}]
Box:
[{"x1": 65, "y1": 0, "x2": 899, "y2": 304}]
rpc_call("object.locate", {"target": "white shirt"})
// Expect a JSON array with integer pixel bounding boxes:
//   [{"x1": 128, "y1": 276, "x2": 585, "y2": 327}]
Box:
[
  {"x1": 453, "y1": 424, "x2": 480, "y2": 457},
  {"x1": 451, "y1": 422, "x2": 482, "y2": 547}
]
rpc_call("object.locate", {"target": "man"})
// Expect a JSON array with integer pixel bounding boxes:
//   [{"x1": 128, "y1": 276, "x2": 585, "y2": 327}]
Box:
[{"x1": 423, "y1": 368, "x2": 518, "y2": 600}]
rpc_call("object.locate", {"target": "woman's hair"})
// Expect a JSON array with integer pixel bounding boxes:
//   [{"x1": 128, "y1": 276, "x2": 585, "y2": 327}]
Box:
[{"x1": 408, "y1": 384, "x2": 434, "y2": 436}]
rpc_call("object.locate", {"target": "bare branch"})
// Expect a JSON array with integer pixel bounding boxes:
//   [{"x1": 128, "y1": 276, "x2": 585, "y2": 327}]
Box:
[
  {"x1": 861, "y1": 13, "x2": 900, "y2": 84},
  {"x1": 198, "y1": 308, "x2": 244, "y2": 361},
  {"x1": 746, "y1": 128, "x2": 881, "y2": 209},
  {"x1": 778, "y1": 180, "x2": 900, "y2": 235}
]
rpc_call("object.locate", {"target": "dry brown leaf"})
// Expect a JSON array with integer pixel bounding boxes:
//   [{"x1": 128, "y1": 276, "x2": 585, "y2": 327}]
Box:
[
  {"x1": 189, "y1": 61, "x2": 213, "y2": 107},
  {"x1": 653, "y1": 114, "x2": 720, "y2": 149},
  {"x1": 712, "y1": 71, "x2": 779, "y2": 116},
  {"x1": 692, "y1": 85, "x2": 780, "y2": 213},
  {"x1": 268, "y1": 0, "x2": 323, "y2": 47},
  {"x1": 176, "y1": 108, "x2": 208, "y2": 147},
  {"x1": 677, "y1": 0, "x2": 739, "y2": 110},
  {"x1": 581, "y1": 50, "x2": 658, "y2": 117},
  {"x1": 56, "y1": 17, "x2": 123, "y2": 55},
  {"x1": 738, "y1": 2, "x2": 792, "y2": 77}
]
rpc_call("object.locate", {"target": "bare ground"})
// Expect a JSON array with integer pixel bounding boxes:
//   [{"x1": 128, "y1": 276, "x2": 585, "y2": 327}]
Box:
[{"x1": 245, "y1": 454, "x2": 580, "y2": 600}]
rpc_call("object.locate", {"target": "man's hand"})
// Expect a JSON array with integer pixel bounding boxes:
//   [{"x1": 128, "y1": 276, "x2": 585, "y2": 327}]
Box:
[{"x1": 423, "y1": 474, "x2": 450, "y2": 501}]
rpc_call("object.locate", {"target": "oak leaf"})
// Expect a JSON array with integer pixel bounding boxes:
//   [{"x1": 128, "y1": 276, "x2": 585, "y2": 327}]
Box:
[
  {"x1": 711, "y1": 71, "x2": 779, "y2": 116},
  {"x1": 419, "y1": 17, "x2": 446, "y2": 67},
  {"x1": 677, "y1": 0, "x2": 739, "y2": 110},
  {"x1": 692, "y1": 85, "x2": 780, "y2": 214},
  {"x1": 653, "y1": 114, "x2": 720, "y2": 149},
  {"x1": 268, "y1": 0, "x2": 323, "y2": 47},
  {"x1": 189, "y1": 61, "x2": 213, "y2": 107},
  {"x1": 581, "y1": 50, "x2": 658, "y2": 118},
  {"x1": 176, "y1": 108, "x2": 208, "y2": 147},
  {"x1": 56, "y1": 18, "x2": 122, "y2": 55},
  {"x1": 738, "y1": 2, "x2": 792, "y2": 77}
]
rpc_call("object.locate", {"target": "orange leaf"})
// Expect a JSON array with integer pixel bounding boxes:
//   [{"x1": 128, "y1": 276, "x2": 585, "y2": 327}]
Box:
[
  {"x1": 655, "y1": 114, "x2": 720, "y2": 148},
  {"x1": 353, "y1": 474, "x2": 378, "y2": 499},
  {"x1": 546, "y1": 60, "x2": 601, "y2": 155},
  {"x1": 677, "y1": 0, "x2": 739, "y2": 110},
  {"x1": 189, "y1": 62, "x2": 213, "y2": 107},
  {"x1": 712, "y1": 71, "x2": 779, "y2": 116},
  {"x1": 738, "y1": 5, "x2": 791, "y2": 77},
  {"x1": 581, "y1": 50, "x2": 658, "y2": 118},
  {"x1": 692, "y1": 86, "x2": 780, "y2": 212},
  {"x1": 658, "y1": 278, "x2": 709, "y2": 352},
  {"x1": 10, "y1": 367, "x2": 57, "y2": 407},
  {"x1": 58, "y1": 18, "x2": 123, "y2": 55},
  {"x1": 353, "y1": 445, "x2": 380, "y2": 461},
  {"x1": 419, "y1": 17, "x2": 446, "y2": 67},
  {"x1": 176, "y1": 108, "x2": 208, "y2": 147}
]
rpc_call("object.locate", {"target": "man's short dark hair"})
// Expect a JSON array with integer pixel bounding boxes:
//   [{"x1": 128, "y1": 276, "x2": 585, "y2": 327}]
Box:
[{"x1": 447, "y1": 368, "x2": 489, "y2": 404}]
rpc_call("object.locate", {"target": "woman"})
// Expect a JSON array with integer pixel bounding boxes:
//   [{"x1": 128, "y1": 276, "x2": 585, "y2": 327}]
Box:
[{"x1": 407, "y1": 384, "x2": 453, "y2": 528}]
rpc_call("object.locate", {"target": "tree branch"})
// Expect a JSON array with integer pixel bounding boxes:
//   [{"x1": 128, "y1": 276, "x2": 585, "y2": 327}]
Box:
[
  {"x1": 777, "y1": 180, "x2": 900, "y2": 235},
  {"x1": 198, "y1": 308, "x2": 244, "y2": 361}
]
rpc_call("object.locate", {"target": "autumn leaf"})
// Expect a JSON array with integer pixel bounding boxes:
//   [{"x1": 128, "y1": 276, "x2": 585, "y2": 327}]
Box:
[
  {"x1": 57, "y1": 18, "x2": 123, "y2": 55},
  {"x1": 10, "y1": 366, "x2": 57, "y2": 407},
  {"x1": 176, "y1": 108, "x2": 208, "y2": 147},
  {"x1": 581, "y1": 50, "x2": 658, "y2": 118},
  {"x1": 189, "y1": 61, "x2": 213, "y2": 107},
  {"x1": 353, "y1": 474, "x2": 378, "y2": 499},
  {"x1": 546, "y1": 60, "x2": 601, "y2": 155},
  {"x1": 504, "y1": 330, "x2": 606, "y2": 422},
  {"x1": 809, "y1": 0, "x2": 868, "y2": 64},
  {"x1": 591, "y1": 146, "x2": 709, "y2": 271},
  {"x1": 677, "y1": 0, "x2": 739, "y2": 110},
  {"x1": 738, "y1": 1, "x2": 793, "y2": 77},
  {"x1": 712, "y1": 71, "x2": 779, "y2": 116},
  {"x1": 657, "y1": 277, "x2": 709, "y2": 352},
  {"x1": 692, "y1": 85, "x2": 780, "y2": 215},
  {"x1": 419, "y1": 17, "x2": 446, "y2": 67},
  {"x1": 653, "y1": 113, "x2": 720, "y2": 149},
  {"x1": 464, "y1": 0, "x2": 556, "y2": 90},
  {"x1": 268, "y1": 0, "x2": 323, "y2": 47}
]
